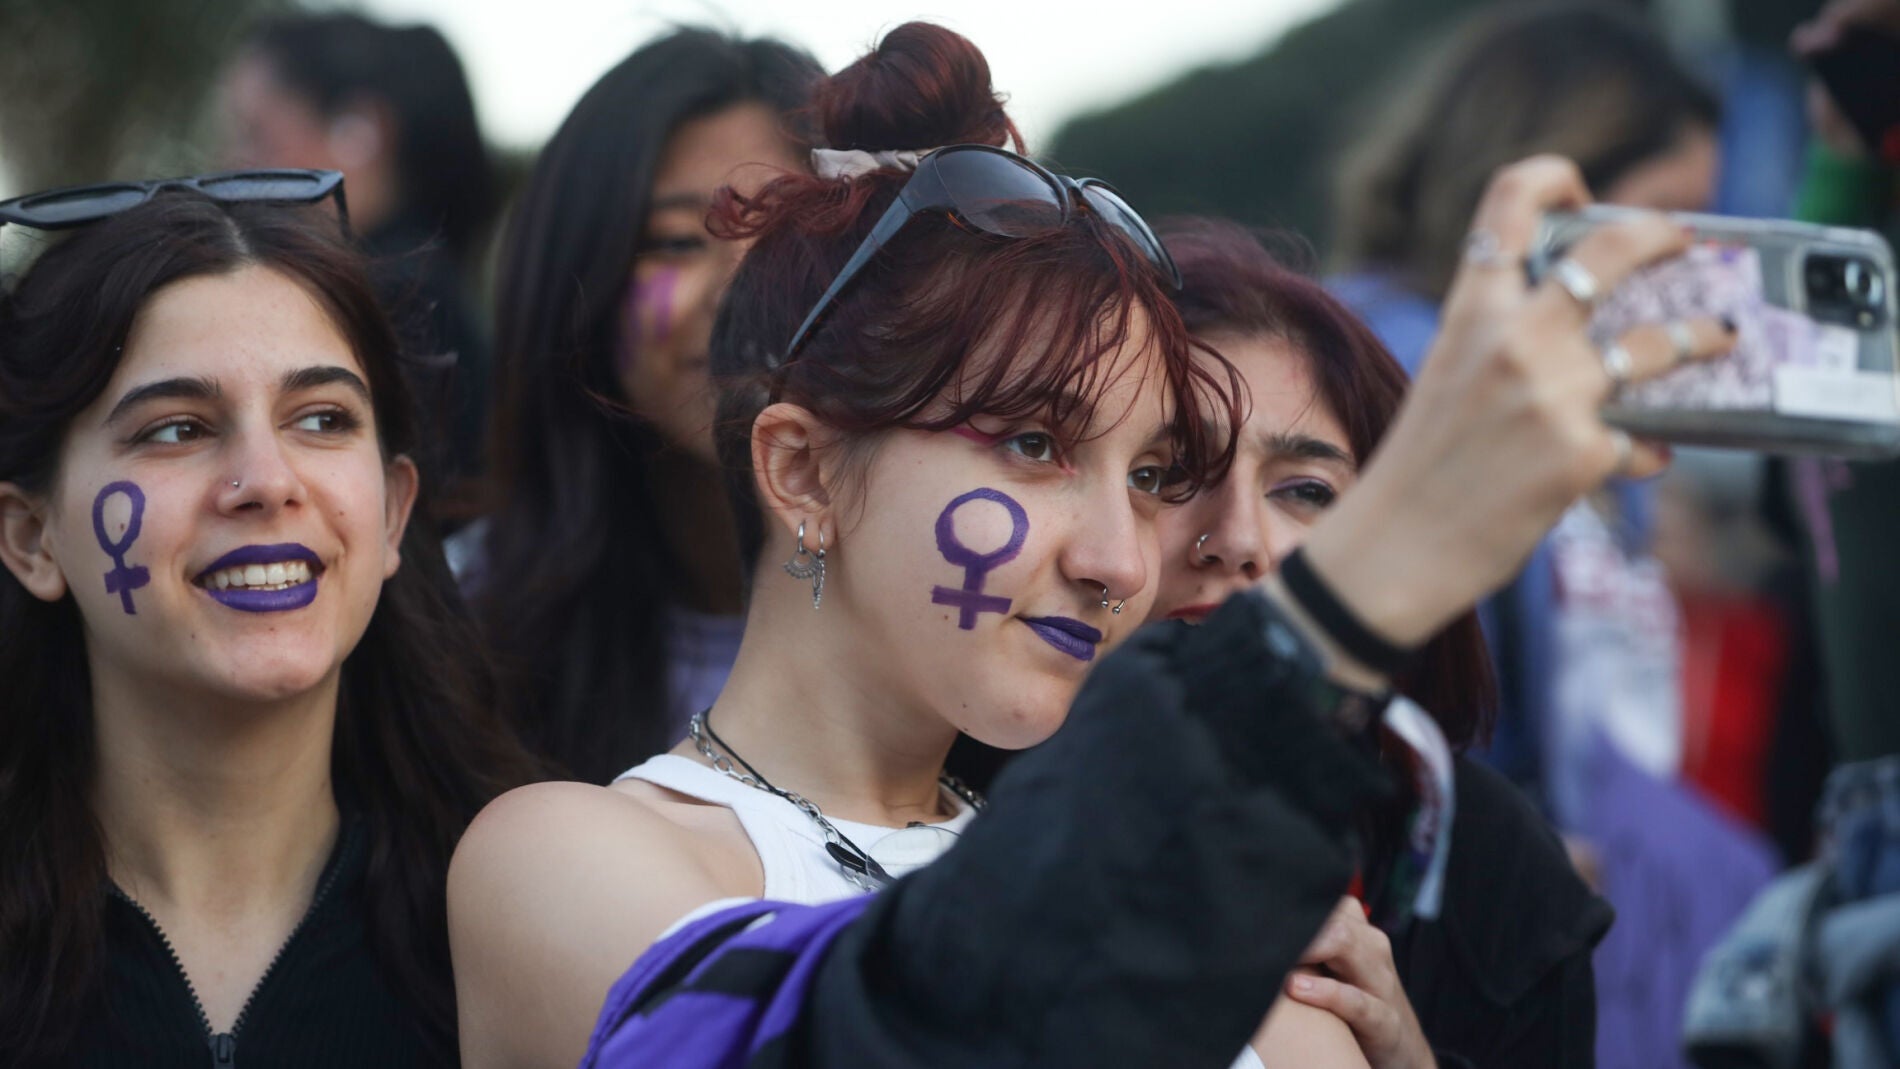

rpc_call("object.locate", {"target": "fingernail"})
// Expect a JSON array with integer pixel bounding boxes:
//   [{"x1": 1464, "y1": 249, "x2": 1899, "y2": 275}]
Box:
[
  {"x1": 1721, "y1": 315, "x2": 1738, "y2": 335},
  {"x1": 1293, "y1": 975, "x2": 1314, "y2": 993}
]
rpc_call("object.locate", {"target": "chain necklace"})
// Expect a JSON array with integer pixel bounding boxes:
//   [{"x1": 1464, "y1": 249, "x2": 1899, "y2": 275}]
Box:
[{"x1": 688, "y1": 709, "x2": 986, "y2": 891}]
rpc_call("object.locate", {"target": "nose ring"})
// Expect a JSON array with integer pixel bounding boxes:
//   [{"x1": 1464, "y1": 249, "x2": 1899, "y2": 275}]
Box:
[
  {"x1": 1098, "y1": 583, "x2": 1125, "y2": 615},
  {"x1": 1195, "y1": 533, "x2": 1217, "y2": 564}
]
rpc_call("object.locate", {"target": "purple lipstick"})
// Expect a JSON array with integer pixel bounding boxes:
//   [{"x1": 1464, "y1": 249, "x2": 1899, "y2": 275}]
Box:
[
  {"x1": 1021, "y1": 616, "x2": 1103, "y2": 663},
  {"x1": 194, "y1": 543, "x2": 322, "y2": 613}
]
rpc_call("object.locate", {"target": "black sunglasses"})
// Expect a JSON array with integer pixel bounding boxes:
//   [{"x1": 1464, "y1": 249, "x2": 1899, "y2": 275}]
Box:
[
  {"x1": 781, "y1": 144, "x2": 1180, "y2": 364},
  {"x1": 0, "y1": 169, "x2": 349, "y2": 232}
]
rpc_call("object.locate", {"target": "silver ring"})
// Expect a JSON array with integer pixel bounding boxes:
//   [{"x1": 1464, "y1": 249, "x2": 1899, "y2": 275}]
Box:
[
  {"x1": 1548, "y1": 257, "x2": 1602, "y2": 311},
  {"x1": 1195, "y1": 533, "x2": 1217, "y2": 564},
  {"x1": 1462, "y1": 229, "x2": 1516, "y2": 269},
  {"x1": 1112, "y1": 599, "x2": 1125, "y2": 616},
  {"x1": 1600, "y1": 343, "x2": 1634, "y2": 391},
  {"x1": 1608, "y1": 429, "x2": 1635, "y2": 478},
  {"x1": 1666, "y1": 320, "x2": 1696, "y2": 367}
]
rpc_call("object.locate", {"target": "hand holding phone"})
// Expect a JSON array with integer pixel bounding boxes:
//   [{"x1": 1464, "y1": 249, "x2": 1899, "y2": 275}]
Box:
[{"x1": 1532, "y1": 206, "x2": 1900, "y2": 456}]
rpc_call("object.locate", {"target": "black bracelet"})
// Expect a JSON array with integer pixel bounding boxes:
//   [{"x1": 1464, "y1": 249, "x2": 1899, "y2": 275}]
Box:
[{"x1": 1278, "y1": 548, "x2": 1417, "y2": 677}]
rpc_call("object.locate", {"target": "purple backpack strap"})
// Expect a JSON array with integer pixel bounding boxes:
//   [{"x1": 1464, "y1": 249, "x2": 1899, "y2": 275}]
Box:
[{"x1": 579, "y1": 896, "x2": 873, "y2": 1069}]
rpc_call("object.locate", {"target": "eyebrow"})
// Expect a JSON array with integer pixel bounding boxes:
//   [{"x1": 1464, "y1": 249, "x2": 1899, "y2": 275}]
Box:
[
  {"x1": 104, "y1": 376, "x2": 220, "y2": 426},
  {"x1": 102, "y1": 366, "x2": 371, "y2": 427},
  {"x1": 1261, "y1": 431, "x2": 1355, "y2": 469},
  {"x1": 649, "y1": 192, "x2": 710, "y2": 213},
  {"x1": 283, "y1": 365, "x2": 373, "y2": 403}
]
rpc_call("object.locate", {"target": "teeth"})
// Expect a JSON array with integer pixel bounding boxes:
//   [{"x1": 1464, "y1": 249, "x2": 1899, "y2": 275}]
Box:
[{"x1": 201, "y1": 559, "x2": 315, "y2": 591}]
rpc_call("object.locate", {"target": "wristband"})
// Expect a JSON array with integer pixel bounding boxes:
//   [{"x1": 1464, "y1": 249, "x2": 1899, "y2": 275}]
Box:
[{"x1": 1278, "y1": 547, "x2": 1418, "y2": 677}]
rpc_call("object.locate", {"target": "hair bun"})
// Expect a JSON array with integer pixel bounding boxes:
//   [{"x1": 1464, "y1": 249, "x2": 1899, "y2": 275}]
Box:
[{"x1": 814, "y1": 22, "x2": 1022, "y2": 154}]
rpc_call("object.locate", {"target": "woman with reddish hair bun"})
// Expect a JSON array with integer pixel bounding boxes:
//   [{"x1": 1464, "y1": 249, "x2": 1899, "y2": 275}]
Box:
[
  {"x1": 448, "y1": 22, "x2": 1729, "y2": 1069},
  {"x1": 1153, "y1": 219, "x2": 1610, "y2": 1069}
]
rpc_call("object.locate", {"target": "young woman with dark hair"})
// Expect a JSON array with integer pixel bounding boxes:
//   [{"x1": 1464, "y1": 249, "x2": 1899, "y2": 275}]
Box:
[
  {"x1": 1154, "y1": 219, "x2": 1610, "y2": 1069},
  {"x1": 448, "y1": 22, "x2": 1732, "y2": 1069},
  {"x1": 457, "y1": 29, "x2": 822, "y2": 781},
  {"x1": 221, "y1": 12, "x2": 501, "y2": 501},
  {"x1": 0, "y1": 185, "x2": 540, "y2": 1066}
]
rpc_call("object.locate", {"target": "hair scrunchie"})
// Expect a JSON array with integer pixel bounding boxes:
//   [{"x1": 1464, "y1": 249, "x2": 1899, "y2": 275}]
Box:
[{"x1": 809, "y1": 147, "x2": 937, "y2": 181}]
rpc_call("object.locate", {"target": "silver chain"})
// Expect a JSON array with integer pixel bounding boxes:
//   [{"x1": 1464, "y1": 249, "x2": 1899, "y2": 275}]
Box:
[{"x1": 688, "y1": 711, "x2": 986, "y2": 889}]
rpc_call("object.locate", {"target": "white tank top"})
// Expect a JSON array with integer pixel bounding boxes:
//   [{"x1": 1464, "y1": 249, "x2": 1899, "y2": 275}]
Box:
[
  {"x1": 615, "y1": 755, "x2": 1269, "y2": 1069},
  {"x1": 614, "y1": 754, "x2": 980, "y2": 904}
]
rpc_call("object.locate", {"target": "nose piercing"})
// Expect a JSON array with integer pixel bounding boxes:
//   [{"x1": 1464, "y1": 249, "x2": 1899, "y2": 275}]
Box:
[
  {"x1": 1196, "y1": 533, "x2": 1217, "y2": 564},
  {"x1": 230, "y1": 480, "x2": 241, "y2": 490},
  {"x1": 1097, "y1": 583, "x2": 1125, "y2": 615}
]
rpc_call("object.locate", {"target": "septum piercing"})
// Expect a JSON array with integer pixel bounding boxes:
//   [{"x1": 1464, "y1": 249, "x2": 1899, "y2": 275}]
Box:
[
  {"x1": 1196, "y1": 533, "x2": 1217, "y2": 564},
  {"x1": 1097, "y1": 582, "x2": 1126, "y2": 615}
]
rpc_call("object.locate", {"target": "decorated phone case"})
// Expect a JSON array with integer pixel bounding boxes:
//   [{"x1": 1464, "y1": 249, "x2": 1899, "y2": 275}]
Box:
[{"x1": 1531, "y1": 205, "x2": 1900, "y2": 457}]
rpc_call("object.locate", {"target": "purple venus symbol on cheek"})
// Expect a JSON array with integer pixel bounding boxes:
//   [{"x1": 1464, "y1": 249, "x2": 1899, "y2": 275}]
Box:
[
  {"x1": 91, "y1": 481, "x2": 150, "y2": 615},
  {"x1": 931, "y1": 487, "x2": 1030, "y2": 630}
]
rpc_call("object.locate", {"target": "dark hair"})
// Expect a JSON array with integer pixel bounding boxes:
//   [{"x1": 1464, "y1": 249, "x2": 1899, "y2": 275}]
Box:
[
  {"x1": 1337, "y1": 3, "x2": 1720, "y2": 300},
  {"x1": 476, "y1": 29, "x2": 822, "y2": 782},
  {"x1": 0, "y1": 194, "x2": 541, "y2": 1060},
  {"x1": 246, "y1": 13, "x2": 496, "y2": 258},
  {"x1": 710, "y1": 22, "x2": 1240, "y2": 573},
  {"x1": 1164, "y1": 217, "x2": 1496, "y2": 746}
]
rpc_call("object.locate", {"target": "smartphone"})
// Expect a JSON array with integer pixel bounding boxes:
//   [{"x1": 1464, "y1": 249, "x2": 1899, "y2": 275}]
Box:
[
  {"x1": 1530, "y1": 205, "x2": 1900, "y2": 457},
  {"x1": 1810, "y1": 27, "x2": 1900, "y2": 164}
]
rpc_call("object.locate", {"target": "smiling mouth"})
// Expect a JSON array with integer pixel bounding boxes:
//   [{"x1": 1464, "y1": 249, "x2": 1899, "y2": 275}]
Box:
[
  {"x1": 193, "y1": 544, "x2": 324, "y2": 613},
  {"x1": 1021, "y1": 616, "x2": 1103, "y2": 663}
]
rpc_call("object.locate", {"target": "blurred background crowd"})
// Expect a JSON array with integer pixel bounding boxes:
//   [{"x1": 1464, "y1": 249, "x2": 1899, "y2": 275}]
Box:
[{"x1": 2, "y1": 0, "x2": 1895, "y2": 1065}]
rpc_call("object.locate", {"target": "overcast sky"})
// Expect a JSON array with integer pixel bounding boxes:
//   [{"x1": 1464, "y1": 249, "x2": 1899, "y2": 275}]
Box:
[{"x1": 357, "y1": 0, "x2": 1346, "y2": 151}]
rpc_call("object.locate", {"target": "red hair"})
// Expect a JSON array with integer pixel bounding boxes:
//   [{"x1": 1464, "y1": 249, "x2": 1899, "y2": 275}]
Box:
[
  {"x1": 708, "y1": 22, "x2": 1239, "y2": 568},
  {"x1": 1163, "y1": 217, "x2": 1498, "y2": 746}
]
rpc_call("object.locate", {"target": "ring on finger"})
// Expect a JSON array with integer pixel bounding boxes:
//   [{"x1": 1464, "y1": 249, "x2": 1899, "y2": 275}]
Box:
[
  {"x1": 1462, "y1": 228, "x2": 1517, "y2": 269},
  {"x1": 1600, "y1": 342, "x2": 1635, "y2": 391},
  {"x1": 1666, "y1": 319, "x2": 1696, "y2": 367},
  {"x1": 1608, "y1": 428, "x2": 1635, "y2": 478},
  {"x1": 1548, "y1": 257, "x2": 1602, "y2": 310}
]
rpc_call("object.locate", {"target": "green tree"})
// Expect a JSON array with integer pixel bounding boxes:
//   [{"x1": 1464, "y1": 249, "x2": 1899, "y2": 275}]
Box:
[{"x1": 0, "y1": 0, "x2": 289, "y2": 195}]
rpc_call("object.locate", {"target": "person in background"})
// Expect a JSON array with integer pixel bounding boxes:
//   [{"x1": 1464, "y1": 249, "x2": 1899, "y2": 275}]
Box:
[
  {"x1": 451, "y1": 30, "x2": 820, "y2": 782},
  {"x1": 1330, "y1": 1, "x2": 1722, "y2": 816},
  {"x1": 0, "y1": 183, "x2": 538, "y2": 1066},
  {"x1": 221, "y1": 13, "x2": 499, "y2": 513},
  {"x1": 1155, "y1": 218, "x2": 1609, "y2": 1069}
]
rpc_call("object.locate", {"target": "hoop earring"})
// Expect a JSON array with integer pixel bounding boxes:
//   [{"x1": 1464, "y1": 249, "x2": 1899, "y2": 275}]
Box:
[
  {"x1": 1195, "y1": 533, "x2": 1217, "y2": 565},
  {"x1": 784, "y1": 520, "x2": 827, "y2": 610}
]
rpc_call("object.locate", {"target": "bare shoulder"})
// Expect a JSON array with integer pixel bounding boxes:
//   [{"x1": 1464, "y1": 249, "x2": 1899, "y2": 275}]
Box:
[{"x1": 449, "y1": 781, "x2": 733, "y2": 1069}]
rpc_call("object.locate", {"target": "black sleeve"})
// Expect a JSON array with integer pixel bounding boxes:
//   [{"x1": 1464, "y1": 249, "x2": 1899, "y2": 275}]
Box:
[{"x1": 796, "y1": 590, "x2": 1396, "y2": 1069}]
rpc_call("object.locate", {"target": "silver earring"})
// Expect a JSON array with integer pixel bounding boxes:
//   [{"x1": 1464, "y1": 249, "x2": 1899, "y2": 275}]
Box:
[
  {"x1": 1195, "y1": 533, "x2": 1217, "y2": 564},
  {"x1": 784, "y1": 520, "x2": 826, "y2": 610}
]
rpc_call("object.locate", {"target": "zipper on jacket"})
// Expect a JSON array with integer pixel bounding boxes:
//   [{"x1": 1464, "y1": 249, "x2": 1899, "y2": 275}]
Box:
[{"x1": 109, "y1": 820, "x2": 357, "y2": 1069}]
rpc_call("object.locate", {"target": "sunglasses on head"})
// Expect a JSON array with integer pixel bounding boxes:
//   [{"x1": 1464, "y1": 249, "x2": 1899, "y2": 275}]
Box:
[
  {"x1": 0, "y1": 169, "x2": 349, "y2": 232},
  {"x1": 781, "y1": 144, "x2": 1180, "y2": 364}
]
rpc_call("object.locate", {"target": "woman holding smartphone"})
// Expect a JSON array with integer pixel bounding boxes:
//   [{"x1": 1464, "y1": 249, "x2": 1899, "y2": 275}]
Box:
[{"x1": 449, "y1": 22, "x2": 1731, "y2": 1069}]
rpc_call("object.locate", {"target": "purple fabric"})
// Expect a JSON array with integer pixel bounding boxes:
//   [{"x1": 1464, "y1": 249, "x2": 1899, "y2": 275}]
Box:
[
  {"x1": 580, "y1": 897, "x2": 872, "y2": 1069},
  {"x1": 1581, "y1": 731, "x2": 1778, "y2": 1069}
]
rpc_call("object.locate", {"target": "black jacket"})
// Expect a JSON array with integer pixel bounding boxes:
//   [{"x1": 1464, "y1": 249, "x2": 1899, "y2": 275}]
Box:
[
  {"x1": 791, "y1": 592, "x2": 1399, "y2": 1067},
  {"x1": 73, "y1": 817, "x2": 451, "y2": 1069},
  {"x1": 1397, "y1": 757, "x2": 1613, "y2": 1069}
]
